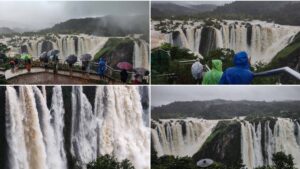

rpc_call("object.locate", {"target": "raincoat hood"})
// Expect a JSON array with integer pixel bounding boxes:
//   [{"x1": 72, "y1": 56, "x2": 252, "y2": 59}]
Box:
[
  {"x1": 212, "y1": 59, "x2": 222, "y2": 71},
  {"x1": 233, "y1": 51, "x2": 250, "y2": 69}
]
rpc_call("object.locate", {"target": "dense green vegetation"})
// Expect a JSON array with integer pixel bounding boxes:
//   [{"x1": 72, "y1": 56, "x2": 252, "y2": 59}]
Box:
[
  {"x1": 152, "y1": 149, "x2": 296, "y2": 169},
  {"x1": 193, "y1": 121, "x2": 242, "y2": 168},
  {"x1": 87, "y1": 155, "x2": 134, "y2": 169},
  {"x1": 94, "y1": 38, "x2": 134, "y2": 64},
  {"x1": 151, "y1": 43, "x2": 235, "y2": 84},
  {"x1": 151, "y1": 100, "x2": 300, "y2": 120}
]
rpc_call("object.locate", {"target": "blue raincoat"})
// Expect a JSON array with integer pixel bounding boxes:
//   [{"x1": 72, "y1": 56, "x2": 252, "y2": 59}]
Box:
[
  {"x1": 98, "y1": 58, "x2": 106, "y2": 76},
  {"x1": 219, "y1": 51, "x2": 253, "y2": 84}
]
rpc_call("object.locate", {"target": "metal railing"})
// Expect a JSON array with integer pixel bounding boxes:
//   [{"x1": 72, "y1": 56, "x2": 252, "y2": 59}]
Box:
[{"x1": 254, "y1": 66, "x2": 300, "y2": 81}]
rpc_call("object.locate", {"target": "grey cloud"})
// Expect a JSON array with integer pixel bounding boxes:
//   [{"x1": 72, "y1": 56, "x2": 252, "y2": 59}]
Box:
[{"x1": 0, "y1": 1, "x2": 148, "y2": 30}]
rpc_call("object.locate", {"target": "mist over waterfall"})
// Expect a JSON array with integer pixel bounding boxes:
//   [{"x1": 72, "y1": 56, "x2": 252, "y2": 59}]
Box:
[
  {"x1": 151, "y1": 117, "x2": 300, "y2": 169},
  {"x1": 152, "y1": 20, "x2": 300, "y2": 64},
  {"x1": 151, "y1": 118, "x2": 218, "y2": 157},
  {"x1": 4, "y1": 86, "x2": 150, "y2": 169}
]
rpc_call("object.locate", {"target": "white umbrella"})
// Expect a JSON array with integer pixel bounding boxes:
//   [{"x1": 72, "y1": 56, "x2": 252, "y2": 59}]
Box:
[
  {"x1": 196, "y1": 159, "x2": 214, "y2": 168},
  {"x1": 191, "y1": 60, "x2": 203, "y2": 80}
]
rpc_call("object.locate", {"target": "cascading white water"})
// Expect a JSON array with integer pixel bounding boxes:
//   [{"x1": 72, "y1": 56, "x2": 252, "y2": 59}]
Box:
[
  {"x1": 70, "y1": 86, "x2": 150, "y2": 169},
  {"x1": 0, "y1": 34, "x2": 109, "y2": 60},
  {"x1": 49, "y1": 86, "x2": 68, "y2": 169},
  {"x1": 241, "y1": 121, "x2": 263, "y2": 169},
  {"x1": 32, "y1": 86, "x2": 66, "y2": 169},
  {"x1": 19, "y1": 86, "x2": 48, "y2": 169},
  {"x1": 5, "y1": 87, "x2": 29, "y2": 169},
  {"x1": 151, "y1": 118, "x2": 219, "y2": 157},
  {"x1": 1, "y1": 34, "x2": 150, "y2": 69},
  {"x1": 241, "y1": 118, "x2": 300, "y2": 169},
  {"x1": 133, "y1": 39, "x2": 150, "y2": 69},
  {"x1": 152, "y1": 116, "x2": 300, "y2": 169},
  {"x1": 98, "y1": 86, "x2": 150, "y2": 169},
  {"x1": 70, "y1": 86, "x2": 98, "y2": 166},
  {"x1": 5, "y1": 86, "x2": 149, "y2": 169},
  {"x1": 152, "y1": 20, "x2": 300, "y2": 64}
]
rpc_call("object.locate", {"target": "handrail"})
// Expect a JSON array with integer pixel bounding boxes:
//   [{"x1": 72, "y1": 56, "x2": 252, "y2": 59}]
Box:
[{"x1": 254, "y1": 67, "x2": 300, "y2": 81}]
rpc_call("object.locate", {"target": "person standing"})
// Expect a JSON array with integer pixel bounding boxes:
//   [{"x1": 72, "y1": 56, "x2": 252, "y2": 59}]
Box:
[
  {"x1": 97, "y1": 58, "x2": 106, "y2": 79},
  {"x1": 120, "y1": 69, "x2": 128, "y2": 83},
  {"x1": 191, "y1": 58, "x2": 203, "y2": 84},
  {"x1": 219, "y1": 51, "x2": 253, "y2": 84},
  {"x1": 202, "y1": 59, "x2": 223, "y2": 85}
]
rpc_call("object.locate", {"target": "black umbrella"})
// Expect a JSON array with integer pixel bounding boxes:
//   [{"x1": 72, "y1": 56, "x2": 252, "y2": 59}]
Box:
[
  {"x1": 39, "y1": 52, "x2": 48, "y2": 61},
  {"x1": 196, "y1": 159, "x2": 214, "y2": 168},
  {"x1": 66, "y1": 55, "x2": 78, "y2": 64},
  {"x1": 80, "y1": 53, "x2": 92, "y2": 61},
  {"x1": 47, "y1": 49, "x2": 60, "y2": 57}
]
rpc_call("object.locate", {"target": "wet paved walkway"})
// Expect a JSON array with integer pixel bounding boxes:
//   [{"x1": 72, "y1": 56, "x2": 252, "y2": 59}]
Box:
[{"x1": 1, "y1": 67, "x2": 115, "y2": 84}]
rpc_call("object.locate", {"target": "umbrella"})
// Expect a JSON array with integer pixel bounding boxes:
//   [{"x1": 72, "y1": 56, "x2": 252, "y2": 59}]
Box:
[
  {"x1": 39, "y1": 52, "x2": 48, "y2": 61},
  {"x1": 117, "y1": 62, "x2": 133, "y2": 70},
  {"x1": 133, "y1": 67, "x2": 147, "y2": 75},
  {"x1": 47, "y1": 49, "x2": 60, "y2": 57},
  {"x1": 196, "y1": 159, "x2": 214, "y2": 168},
  {"x1": 191, "y1": 61, "x2": 203, "y2": 80},
  {"x1": 20, "y1": 53, "x2": 32, "y2": 60},
  {"x1": 80, "y1": 53, "x2": 92, "y2": 61},
  {"x1": 66, "y1": 55, "x2": 78, "y2": 64}
]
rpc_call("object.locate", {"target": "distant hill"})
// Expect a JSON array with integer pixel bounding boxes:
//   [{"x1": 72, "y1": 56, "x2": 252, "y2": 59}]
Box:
[
  {"x1": 152, "y1": 1, "x2": 300, "y2": 26},
  {"x1": 40, "y1": 15, "x2": 149, "y2": 40},
  {"x1": 151, "y1": 100, "x2": 300, "y2": 119},
  {"x1": 151, "y1": 3, "x2": 217, "y2": 18},
  {"x1": 0, "y1": 27, "x2": 15, "y2": 34}
]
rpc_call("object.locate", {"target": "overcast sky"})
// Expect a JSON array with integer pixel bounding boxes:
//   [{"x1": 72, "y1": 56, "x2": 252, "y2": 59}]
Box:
[
  {"x1": 152, "y1": 1, "x2": 232, "y2": 6},
  {"x1": 151, "y1": 86, "x2": 300, "y2": 106},
  {"x1": 0, "y1": 1, "x2": 148, "y2": 30}
]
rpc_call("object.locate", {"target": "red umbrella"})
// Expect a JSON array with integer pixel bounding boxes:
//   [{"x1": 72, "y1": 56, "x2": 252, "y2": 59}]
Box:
[{"x1": 117, "y1": 62, "x2": 133, "y2": 70}]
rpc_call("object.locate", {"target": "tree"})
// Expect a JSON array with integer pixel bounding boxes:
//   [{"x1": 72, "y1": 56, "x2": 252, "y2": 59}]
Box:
[
  {"x1": 272, "y1": 152, "x2": 296, "y2": 169},
  {"x1": 0, "y1": 43, "x2": 9, "y2": 54},
  {"x1": 254, "y1": 152, "x2": 296, "y2": 169},
  {"x1": 87, "y1": 154, "x2": 135, "y2": 169}
]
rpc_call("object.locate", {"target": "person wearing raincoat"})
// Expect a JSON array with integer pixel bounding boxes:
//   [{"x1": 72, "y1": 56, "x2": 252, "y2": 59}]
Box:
[
  {"x1": 202, "y1": 59, "x2": 223, "y2": 85},
  {"x1": 97, "y1": 57, "x2": 106, "y2": 79},
  {"x1": 219, "y1": 51, "x2": 254, "y2": 84},
  {"x1": 191, "y1": 58, "x2": 203, "y2": 84}
]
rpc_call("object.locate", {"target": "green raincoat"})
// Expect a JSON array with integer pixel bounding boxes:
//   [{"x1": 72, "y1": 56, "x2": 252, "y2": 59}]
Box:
[{"x1": 202, "y1": 59, "x2": 223, "y2": 85}]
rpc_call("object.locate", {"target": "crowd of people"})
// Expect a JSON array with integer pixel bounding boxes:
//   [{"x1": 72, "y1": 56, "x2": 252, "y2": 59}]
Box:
[
  {"x1": 9, "y1": 56, "x2": 32, "y2": 73},
  {"x1": 192, "y1": 51, "x2": 254, "y2": 85},
  {"x1": 97, "y1": 57, "x2": 149, "y2": 84}
]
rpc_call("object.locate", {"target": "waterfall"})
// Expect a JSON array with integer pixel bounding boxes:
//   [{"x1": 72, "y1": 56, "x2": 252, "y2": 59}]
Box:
[
  {"x1": 32, "y1": 86, "x2": 66, "y2": 169},
  {"x1": 5, "y1": 87, "x2": 29, "y2": 169},
  {"x1": 151, "y1": 117, "x2": 300, "y2": 169},
  {"x1": 153, "y1": 20, "x2": 300, "y2": 64},
  {"x1": 70, "y1": 86, "x2": 98, "y2": 165},
  {"x1": 50, "y1": 86, "x2": 67, "y2": 168},
  {"x1": 96, "y1": 86, "x2": 150, "y2": 169},
  {"x1": 5, "y1": 86, "x2": 149, "y2": 169},
  {"x1": 0, "y1": 34, "x2": 108, "y2": 59},
  {"x1": 20, "y1": 86, "x2": 48, "y2": 169},
  {"x1": 133, "y1": 39, "x2": 150, "y2": 69},
  {"x1": 241, "y1": 118, "x2": 300, "y2": 169},
  {"x1": 151, "y1": 118, "x2": 218, "y2": 157}
]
